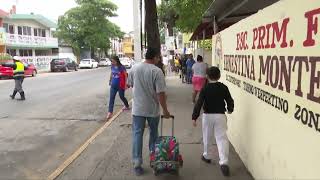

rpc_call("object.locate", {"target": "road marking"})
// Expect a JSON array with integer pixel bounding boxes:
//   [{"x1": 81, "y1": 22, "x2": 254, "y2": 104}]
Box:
[{"x1": 47, "y1": 99, "x2": 132, "y2": 180}]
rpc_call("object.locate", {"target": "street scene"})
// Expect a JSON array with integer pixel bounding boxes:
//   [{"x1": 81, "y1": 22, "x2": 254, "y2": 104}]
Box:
[{"x1": 0, "y1": 0, "x2": 319, "y2": 179}]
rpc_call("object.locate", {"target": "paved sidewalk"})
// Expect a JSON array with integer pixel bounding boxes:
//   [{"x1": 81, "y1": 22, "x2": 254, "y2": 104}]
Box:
[{"x1": 57, "y1": 76, "x2": 253, "y2": 180}]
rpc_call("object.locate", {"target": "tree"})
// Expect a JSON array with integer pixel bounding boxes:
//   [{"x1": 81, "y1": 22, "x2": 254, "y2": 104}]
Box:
[
  {"x1": 145, "y1": 0, "x2": 161, "y2": 55},
  {"x1": 56, "y1": 0, "x2": 124, "y2": 58},
  {"x1": 158, "y1": 0, "x2": 178, "y2": 36},
  {"x1": 158, "y1": 0, "x2": 212, "y2": 33}
]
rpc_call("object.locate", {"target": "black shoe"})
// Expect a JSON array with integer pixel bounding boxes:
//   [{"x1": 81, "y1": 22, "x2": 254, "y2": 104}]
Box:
[
  {"x1": 10, "y1": 90, "x2": 17, "y2": 99},
  {"x1": 19, "y1": 91, "x2": 25, "y2": 101},
  {"x1": 201, "y1": 155, "x2": 211, "y2": 164},
  {"x1": 220, "y1": 164, "x2": 230, "y2": 177},
  {"x1": 134, "y1": 166, "x2": 144, "y2": 176},
  {"x1": 10, "y1": 95, "x2": 15, "y2": 99}
]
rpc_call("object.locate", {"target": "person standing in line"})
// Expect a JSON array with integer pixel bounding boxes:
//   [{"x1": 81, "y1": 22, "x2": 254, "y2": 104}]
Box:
[
  {"x1": 3, "y1": 56, "x2": 27, "y2": 100},
  {"x1": 107, "y1": 56, "x2": 130, "y2": 119},
  {"x1": 180, "y1": 55, "x2": 187, "y2": 83},
  {"x1": 174, "y1": 54, "x2": 180, "y2": 74},
  {"x1": 186, "y1": 54, "x2": 195, "y2": 84},
  {"x1": 191, "y1": 55, "x2": 208, "y2": 103},
  {"x1": 162, "y1": 54, "x2": 169, "y2": 76},
  {"x1": 155, "y1": 56, "x2": 165, "y2": 75},
  {"x1": 127, "y1": 47, "x2": 171, "y2": 176},
  {"x1": 192, "y1": 66, "x2": 234, "y2": 177}
]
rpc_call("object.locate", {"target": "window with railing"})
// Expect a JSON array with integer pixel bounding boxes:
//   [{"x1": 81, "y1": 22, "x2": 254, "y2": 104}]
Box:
[
  {"x1": 6, "y1": 49, "x2": 17, "y2": 56},
  {"x1": 34, "y1": 28, "x2": 46, "y2": 37},
  {"x1": 17, "y1": 26, "x2": 32, "y2": 36},
  {"x1": 3, "y1": 23, "x2": 15, "y2": 34},
  {"x1": 19, "y1": 49, "x2": 33, "y2": 56}
]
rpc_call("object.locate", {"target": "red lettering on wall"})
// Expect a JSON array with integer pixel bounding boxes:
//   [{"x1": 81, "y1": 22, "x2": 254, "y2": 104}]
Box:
[
  {"x1": 252, "y1": 28, "x2": 258, "y2": 49},
  {"x1": 236, "y1": 31, "x2": 248, "y2": 50},
  {"x1": 271, "y1": 18, "x2": 290, "y2": 48},
  {"x1": 303, "y1": 8, "x2": 320, "y2": 47},
  {"x1": 252, "y1": 18, "x2": 290, "y2": 50},
  {"x1": 257, "y1": 26, "x2": 266, "y2": 49}
]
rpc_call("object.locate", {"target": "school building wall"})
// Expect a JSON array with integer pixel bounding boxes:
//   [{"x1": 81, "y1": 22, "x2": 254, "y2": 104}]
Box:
[{"x1": 211, "y1": 1, "x2": 320, "y2": 179}]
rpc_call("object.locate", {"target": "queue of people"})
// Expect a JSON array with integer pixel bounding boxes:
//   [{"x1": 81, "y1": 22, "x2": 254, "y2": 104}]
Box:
[{"x1": 106, "y1": 48, "x2": 234, "y2": 177}]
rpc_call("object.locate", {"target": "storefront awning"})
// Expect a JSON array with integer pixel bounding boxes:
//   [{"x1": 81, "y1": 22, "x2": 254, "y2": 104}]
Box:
[{"x1": 190, "y1": 0, "x2": 279, "y2": 41}]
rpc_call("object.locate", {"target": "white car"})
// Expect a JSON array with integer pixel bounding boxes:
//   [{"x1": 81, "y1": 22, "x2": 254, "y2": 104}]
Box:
[
  {"x1": 79, "y1": 59, "x2": 98, "y2": 69},
  {"x1": 120, "y1": 57, "x2": 132, "y2": 69},
  {"x1": 99, "y1": 58, "x2": 111, "y2": 67}
]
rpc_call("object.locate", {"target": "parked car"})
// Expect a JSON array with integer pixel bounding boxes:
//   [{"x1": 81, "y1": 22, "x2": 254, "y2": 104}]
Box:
[
  {"x1": 50, "y1": 58, "x2": 78, "y2": 72},
  {"x1": 99, "y1": 58, "x2": 111, "y2": 67},
  {"x1": 120, "y1": 57, "x2": 132, "y2": 69},
  {"x1": 0, "y1": 61, "x2": 37, "y2": 79},
  {"x1": 79, "y1": 59, "x2": 98, "y2": 69}
]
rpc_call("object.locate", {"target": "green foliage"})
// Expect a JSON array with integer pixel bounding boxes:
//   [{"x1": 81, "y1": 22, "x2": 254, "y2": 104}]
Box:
[
  {"x1": 56, "y1": 0, "x2": 124, "y2": 56},
  {"x1": 158, "y1": 0, "x2": 212, "y2": 33},
  {"x1": 199, "y1": 39, "x2": 212, "y2": 50}
]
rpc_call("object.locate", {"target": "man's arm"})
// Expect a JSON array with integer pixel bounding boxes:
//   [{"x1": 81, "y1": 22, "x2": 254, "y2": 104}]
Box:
[
  {"x1": 155, "y1": 70, "x2": 170, "y2": 117},
  {"x1": 158, "y1": 92, "x2": 170, "y2": 117}
]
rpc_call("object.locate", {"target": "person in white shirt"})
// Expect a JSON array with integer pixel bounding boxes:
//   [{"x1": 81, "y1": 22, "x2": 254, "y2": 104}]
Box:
[{"x1": 162, "y1": 55, "x2": 169, "y2": 75}]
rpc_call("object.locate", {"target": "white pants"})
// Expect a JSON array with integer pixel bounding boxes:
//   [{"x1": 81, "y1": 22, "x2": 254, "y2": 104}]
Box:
[{"x1": 202, "y1": 113, "x2": 229, "y2": 165}]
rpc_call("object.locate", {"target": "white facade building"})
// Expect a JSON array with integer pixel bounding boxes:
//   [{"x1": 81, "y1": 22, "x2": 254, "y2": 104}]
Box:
[{"x1": 3, "y1": 13, "x2": 58, "y2": 71}]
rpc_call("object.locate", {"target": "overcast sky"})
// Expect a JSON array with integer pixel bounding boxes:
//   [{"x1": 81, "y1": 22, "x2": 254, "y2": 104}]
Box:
[{"x1": 0, "y1": 0, "x2": 134, "y2": 33}]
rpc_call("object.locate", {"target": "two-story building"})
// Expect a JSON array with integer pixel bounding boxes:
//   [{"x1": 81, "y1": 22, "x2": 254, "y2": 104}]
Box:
[
  {"x1": 122, "y1": 32, "x2": 134, "y2": 58},
  {"x1": 0, "y1": 6, "x2": 58, "y2": 71}
]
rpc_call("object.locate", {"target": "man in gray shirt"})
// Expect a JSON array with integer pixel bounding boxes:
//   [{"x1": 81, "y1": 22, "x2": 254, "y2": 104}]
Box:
[{"x1": 127, "y1": 47, "x2": 171, "y2": 176}]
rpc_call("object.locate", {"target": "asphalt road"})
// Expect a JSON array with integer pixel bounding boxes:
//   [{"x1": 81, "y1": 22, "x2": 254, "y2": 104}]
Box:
[{"x1": 0, "y1": 68, "x2": 132, "y2": 179}]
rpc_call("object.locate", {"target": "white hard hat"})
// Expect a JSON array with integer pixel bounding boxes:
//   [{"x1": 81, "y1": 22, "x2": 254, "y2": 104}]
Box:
[{"x1": 13, "y1": 56, "x2": 20, "y2": 61}]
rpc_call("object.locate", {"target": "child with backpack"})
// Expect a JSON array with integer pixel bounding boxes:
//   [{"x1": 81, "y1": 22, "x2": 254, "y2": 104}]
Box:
[{"x1": 192, "y1": 66, "x2": 234, "y2": 177}]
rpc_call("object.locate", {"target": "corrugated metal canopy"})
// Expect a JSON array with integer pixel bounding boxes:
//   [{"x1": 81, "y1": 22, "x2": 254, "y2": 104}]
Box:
[{"x1": 190, "y1": 0, "x2": 279, "y2": 41}]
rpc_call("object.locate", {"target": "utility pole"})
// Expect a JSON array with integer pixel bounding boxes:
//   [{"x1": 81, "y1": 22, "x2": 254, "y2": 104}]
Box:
[{"x1": 133, "y1": 0, "x2": 142, "y2": 61}]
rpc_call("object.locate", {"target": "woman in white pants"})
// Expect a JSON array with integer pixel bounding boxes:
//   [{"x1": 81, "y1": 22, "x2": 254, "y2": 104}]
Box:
[{"x1": 192, "y1": 66, "x2": 234, "y2": 177}]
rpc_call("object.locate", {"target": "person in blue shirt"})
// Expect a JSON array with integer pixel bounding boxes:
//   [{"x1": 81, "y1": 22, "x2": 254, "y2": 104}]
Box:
[
  {"x1": 107, "y1": 56, "x2": 130, "y2": 119},
  {"x1": 186, "y1": 54, "x2": 195, "y2": 84}
]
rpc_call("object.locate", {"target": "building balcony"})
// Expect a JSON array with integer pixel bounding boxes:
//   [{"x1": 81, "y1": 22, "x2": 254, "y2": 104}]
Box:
[{"x1": 5, "y1": 33, "x2": 58, "y2": 48}]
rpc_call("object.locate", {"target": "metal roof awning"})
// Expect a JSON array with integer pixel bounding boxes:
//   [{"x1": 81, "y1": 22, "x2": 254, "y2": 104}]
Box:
[
  {"x1": 190, "y1": 0, "x2": 279, "y2": 41},
  {"x1": 6, "y1": 14, "x2": 57, "y2": 28}
]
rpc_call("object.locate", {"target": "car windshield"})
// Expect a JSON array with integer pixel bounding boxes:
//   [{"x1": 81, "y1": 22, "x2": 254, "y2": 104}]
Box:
[{"x1": 81, "y1": 60, "x2": 90, "y2": 62}]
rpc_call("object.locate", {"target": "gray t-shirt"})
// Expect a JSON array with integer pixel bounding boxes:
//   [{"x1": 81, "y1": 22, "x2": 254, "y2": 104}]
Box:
[
  {"x1": 192, "y1": 62, "x2": 208, "y2": 77},
  {"x1": 127, "y1": 62, "x2": 166, "y2": 117}
]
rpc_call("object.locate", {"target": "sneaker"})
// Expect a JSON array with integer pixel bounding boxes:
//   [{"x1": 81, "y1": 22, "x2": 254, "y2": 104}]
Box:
[
  {"x1": 9, "y1": 95, "x2": 14, "y2": 100},
  {"x1": 134, "y1": 166, "x2": 144, "y2": 176},
  {"x1": 106, "y1": 112, "x2": 113, "y2": 119},
  {"x1": 201, "y1": 155, "x2": 211, "y2": 164},
  {"x1": 122, "y1": 106, "x2": 130, "y2": 111},
  {"x1": 220, "y1": 164, "x2": 230, "y2": 177}
]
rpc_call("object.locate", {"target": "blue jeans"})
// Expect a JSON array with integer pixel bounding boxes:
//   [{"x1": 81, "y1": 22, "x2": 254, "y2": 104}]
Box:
[
  {"x1": 132, "y1": 115, "x2": 160, "y2": 168},
  {"x1": 108, "y1": 86, "x2": 129, "y2": 113},
  {"x1": 187, "y1": 68, "x2": 193, "y2": 83}
]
